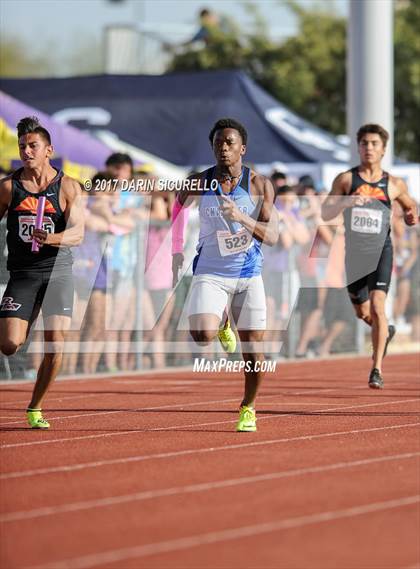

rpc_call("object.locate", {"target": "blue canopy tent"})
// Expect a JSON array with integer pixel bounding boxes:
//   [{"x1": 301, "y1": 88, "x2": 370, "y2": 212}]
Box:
[{"x1": 0, "y1": 70, "x2": 349, "y2": 166}]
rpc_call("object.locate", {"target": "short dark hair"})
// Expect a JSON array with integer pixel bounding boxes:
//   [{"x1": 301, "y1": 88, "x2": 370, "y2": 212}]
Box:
[
  {"x1": 209, "y1": 118, "x2": 248, "y2": 146},
  {"x1": 298, "y1": 175, "x2": 315, "y2": 189},
  {"x1": 271, "y1": 171, "x2": 287, "y2": 183},
  {"x1": 276, "y1": 185, "x2": 293, "y2": 196},
  {"x1": 17, "y1": 116, "x2": 51, "y2": 145},
  {"x1": 91, "y1": 171, "x2": 113, "y2": 184},
  {"x1": 357, "y1": 124, "x2": 389, "y2": 147},
  {"x1": 105, "y1": 152, "x2": 133, "y2": 168}
]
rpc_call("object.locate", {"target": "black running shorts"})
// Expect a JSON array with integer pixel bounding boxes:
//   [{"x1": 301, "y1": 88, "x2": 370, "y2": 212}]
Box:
[
  {"x1": 346, "y1": 242, "x2": 393, "y2": 305},
  {"x1": 0, "y1": 269, "x2": 74, "y2": 321}
]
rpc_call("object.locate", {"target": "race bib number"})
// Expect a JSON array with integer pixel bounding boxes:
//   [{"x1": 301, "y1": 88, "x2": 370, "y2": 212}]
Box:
[
  {"x1": 216, "y1": 229, "x2": 253, "y2": 257},
  {"x1": 18, "y1": 216, "x2": 55, "y2": 243},
  {"x1": 351, "y1": 208, "x2": 382, "y2": 234}
]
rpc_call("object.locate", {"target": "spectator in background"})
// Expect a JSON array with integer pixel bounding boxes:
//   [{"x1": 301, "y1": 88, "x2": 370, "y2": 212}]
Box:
[
  {"x1": 271, "y1": 171, "x2": 288, "y2": 194},
  {"x1": 64, "y1": 173, "x2": 118, "y2": 375},
  {"x1": 317, "y1": 217, "x2": 354, "y2": 356},
  {"x1": 406, "y1": 221, "x2": 420, "y2": 343},
  {"x1": 184, "y1": 8, "x2": 225, "y2": 46},
  {"x1": 392, "y1": 202, "x2": 418, "y2": 331},
  {"x1": 143, "y1": 188, "x2": 175, "y2": 369},
  {"x1": 105, "y1": 153, "x2": 142, "y2": 372},
  {"x1": 263, "y1": 174, "x2": 309, "y2": 357},
  {"x1": 61, "y1": 183, "x2": 91, "y2": 376},
  {"x1": 295, "y1": 176, "x2": 333, "y2": 357}
]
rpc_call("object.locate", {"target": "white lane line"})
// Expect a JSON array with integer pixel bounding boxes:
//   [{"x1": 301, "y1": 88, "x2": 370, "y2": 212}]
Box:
[
  {"x1": 0, "y1": 373, "x2": 295, "y2": 407},
  {"x1": 1, "y1": 372, "x2": 417, "y2": 430},
  {"x1": 0, "y1": 378, "x2": 220, "y2": 408},
  {"x1": 2, "y1": 395, "x2": 419, "y2": 450},
  {"x1": 0, "y1": 416, "x2": 22, "y2": 420},
  {"x1": 2, "y1": 452, "x2": 418, "y2": 523},
  {"x1": 32, "y1": 495, "x2": 420, "y2": 569},
  {"x1": 0, "y1": 393, "x2": 285, "y2": 429},
  {"x1": 0, "y1": 392, "x2": 102, "y2": 409},
  {"x1": 0, "y1": 382, "x2": 350, "y2": 428},
  {"x1": 1, "y1": 422, "x2": 419, "y2": 481},
  {"x1": 2, "y1": 376, "x2": 417, "y2": 426}
]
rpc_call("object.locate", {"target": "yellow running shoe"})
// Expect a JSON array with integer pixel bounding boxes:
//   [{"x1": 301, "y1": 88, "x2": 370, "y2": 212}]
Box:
[
  {"x1": 26, "y1": 409, "x2": 50, "y2": 429},
  {"x1": 218, "y1": 319, "x2": 237, "y2": 353},
  {"x1": 236, "y1": 405, "x2": 257, "y2": 432}
]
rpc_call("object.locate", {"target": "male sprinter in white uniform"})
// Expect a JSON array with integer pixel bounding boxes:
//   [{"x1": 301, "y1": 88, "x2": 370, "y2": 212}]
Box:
[
  {"x1": 322, "y1": 124, "x2": 417, "y2": 388},
  {"x1": 0, "y1": 117, "x2": 84, "y2": 428},
  {"x1": 172, "y1": 118, "x2": 278, "y2": 431}
]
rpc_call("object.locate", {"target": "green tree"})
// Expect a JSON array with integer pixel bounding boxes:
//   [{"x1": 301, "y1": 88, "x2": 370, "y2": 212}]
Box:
[
  {"x1": 168, "y1": 1, "x2": 419, "y2": 161},
  {"x1": 0, "y1": 38, "x2": 53, "y2": 77},
  {"x1": 0, "y1": 36, "x2": 102, "y2": 78},
  {"x1": 394, "y1": 0, "x2": 420, "y2": 161}
]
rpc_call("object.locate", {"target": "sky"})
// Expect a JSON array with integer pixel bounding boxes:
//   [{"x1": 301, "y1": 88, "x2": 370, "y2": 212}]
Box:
[{"x1": 0, "y1": 0, "x2": 348, "y2": 75}]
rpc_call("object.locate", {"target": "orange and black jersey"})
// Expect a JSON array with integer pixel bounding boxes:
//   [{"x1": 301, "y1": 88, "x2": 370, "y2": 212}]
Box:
[
  {"x1": 343, "y1": 167, "x2": 392, "y2": 255},
  {"x1": 6, "y1": 168, "x2": 72, "y2": 272}
]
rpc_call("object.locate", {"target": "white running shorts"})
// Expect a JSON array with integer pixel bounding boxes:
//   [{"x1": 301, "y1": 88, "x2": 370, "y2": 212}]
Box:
[{"x1": 186, "y1": 274, "x2": 266, "y2": 330}]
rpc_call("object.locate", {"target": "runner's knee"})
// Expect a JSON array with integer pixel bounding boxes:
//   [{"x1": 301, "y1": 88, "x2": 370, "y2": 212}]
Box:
[
  {"x1": 0, "y1": 339, "x2": 22, "y2": 356},
  {"x1": 359, "y1": 313, "x2": 371, "y2": 324},
  {"x1": 355, "y1": 305, "x2": 370, "y2": 323},
  {"x1": 190, "y1": 330, "x2": 217, "y2": 345},
  {"x1": 370, "y1": 299, "x2": 386, "y2": 320},
  {"x1": 44, "y1": 332, "x2": 66, "y2": 355}
]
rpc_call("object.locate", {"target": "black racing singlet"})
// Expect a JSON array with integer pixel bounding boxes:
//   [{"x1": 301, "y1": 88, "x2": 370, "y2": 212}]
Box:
[
  {"x1": 343, "y1": 167, "x2": 392, "y2": 256},
  {"x1": 6, "y1": 168, "x2": 73, "y2": 272}
]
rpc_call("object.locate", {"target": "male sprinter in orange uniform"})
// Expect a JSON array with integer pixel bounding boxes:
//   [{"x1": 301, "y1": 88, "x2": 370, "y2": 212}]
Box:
[
  {"x1": 172, "y1": 118, "x2": 278, "y2": 431},
  {"x1": 322, "y1": 124, "x2": 417, "y2": 388},
  {"x1": 0, "y1": 117, "x2": 84, "y2": 428}
]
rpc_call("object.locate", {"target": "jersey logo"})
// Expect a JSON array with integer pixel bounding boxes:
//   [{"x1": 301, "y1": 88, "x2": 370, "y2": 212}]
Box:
[
  {"x1": 355, "y1": 184, "x2": 387, "y2": 201},
  {"x1": 14, "y1": 196, "x2": 56, "y2": 214},
  {"x1": 0, "y1": 297, "x2": 22, "y2": 311}
]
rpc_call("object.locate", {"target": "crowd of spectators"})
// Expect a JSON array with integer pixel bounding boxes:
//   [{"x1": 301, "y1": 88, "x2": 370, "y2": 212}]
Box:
[{"x1": 0, "y1": 159, "x2": 418, "y2": 377}]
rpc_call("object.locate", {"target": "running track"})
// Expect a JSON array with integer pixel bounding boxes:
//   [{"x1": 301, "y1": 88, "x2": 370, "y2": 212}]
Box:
[{"x1": 1, "y1": 354, "x2": 419, "y2": 569}]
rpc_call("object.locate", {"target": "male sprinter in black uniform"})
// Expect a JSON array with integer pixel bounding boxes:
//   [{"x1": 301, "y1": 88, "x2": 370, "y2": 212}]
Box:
[
  {"x1": 0, "y1": 117, "x2": 84, "y2": 427},
  {"x1": 322, "y1": 124, "x2": 417, "y2": 388}
]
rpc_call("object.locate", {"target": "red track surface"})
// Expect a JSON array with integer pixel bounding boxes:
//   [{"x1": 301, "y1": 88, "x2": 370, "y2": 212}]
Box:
[{"x1": 1, "y1": 354, "x2": 419, "y2": 569}]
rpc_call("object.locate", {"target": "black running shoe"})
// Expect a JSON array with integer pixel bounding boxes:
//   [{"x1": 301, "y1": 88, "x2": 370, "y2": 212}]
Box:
[
  {"x1": 369, "y1": 368, "x2": 384, "y2": 389},
  {"x1": 383, "y1": 324, "x2": 396, "y2": 358}
]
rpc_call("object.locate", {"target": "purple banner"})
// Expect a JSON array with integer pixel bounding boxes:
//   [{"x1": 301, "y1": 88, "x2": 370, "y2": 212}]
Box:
[{"x1": 0, "y1": 90, "x2": 110, "y2": 169}]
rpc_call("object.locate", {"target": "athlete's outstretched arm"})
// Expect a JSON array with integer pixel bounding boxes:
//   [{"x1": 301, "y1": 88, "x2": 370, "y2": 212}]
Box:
[
  {"x1": 171, "y1": 175, "x2": 200, "y2": 287},
  {"x1": 220, "y1": 176, "x2": 279, "y2": 245},
  {"x1": 321, "y1": 172, "x2": 352, "y2": 221},
  {"x1": 394, "y1": 178, "x2": 418, "y2": 226},
  {"x1": 32, "y1": 178, "x2": 84, "y2": 248}
]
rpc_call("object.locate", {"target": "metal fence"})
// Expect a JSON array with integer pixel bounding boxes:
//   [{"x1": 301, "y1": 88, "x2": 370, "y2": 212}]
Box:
[{"x1": 1, "y1": 207, "x2": 418, "y2": 380}]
